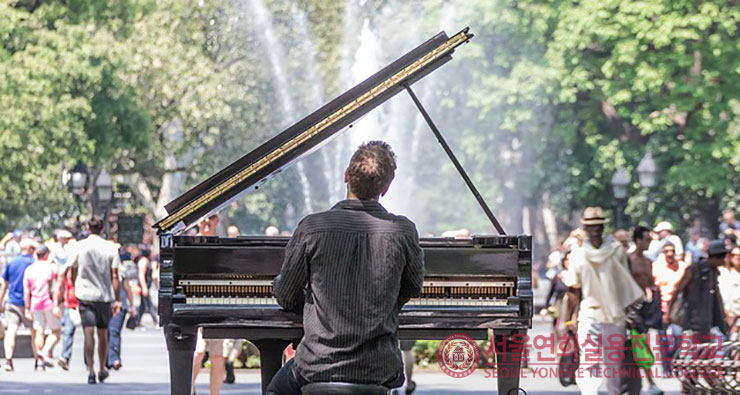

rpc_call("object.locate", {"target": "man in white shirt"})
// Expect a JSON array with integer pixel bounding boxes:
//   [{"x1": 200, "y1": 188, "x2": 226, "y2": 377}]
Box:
[
  {"x1": 646, "y1": 221, "x2": 684, "y2": 261},
  {"x1": 563, "y1": 207, "x2": 644, "y2": 395},
  {"x1": 68, "y1": 217, "x2": 121, "y2": 384},
  {"x1": 50, "y1": 230, "x2": 74, "y2": 266}
]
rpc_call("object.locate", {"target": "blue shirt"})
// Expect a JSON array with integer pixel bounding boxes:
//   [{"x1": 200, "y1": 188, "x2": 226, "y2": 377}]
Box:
[
  {"x1": 2, "y1": 253, "x2": 34, "y2": 306},
  {"x1": 686, "y1": 241, "x2": 704, "y2": 264}
]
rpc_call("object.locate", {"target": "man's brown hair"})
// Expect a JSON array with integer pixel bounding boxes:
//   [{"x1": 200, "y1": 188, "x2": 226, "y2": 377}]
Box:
[
  {"x1": 87, "y1": 216, "x2": 104, "y2": 234},
  {"x1": 347, "y1": 141, "x2": 397, "y2": 200}
]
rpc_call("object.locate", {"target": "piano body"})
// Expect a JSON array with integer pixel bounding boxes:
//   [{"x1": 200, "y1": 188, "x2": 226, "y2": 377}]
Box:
[{"x1": 156, "y1": 28, "x2": 533, "y2": 395}]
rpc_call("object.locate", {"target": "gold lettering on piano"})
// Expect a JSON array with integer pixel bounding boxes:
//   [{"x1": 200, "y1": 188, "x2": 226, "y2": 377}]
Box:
[{"x1": 158, "y1": 30, "x2": 471, "y2": 231}]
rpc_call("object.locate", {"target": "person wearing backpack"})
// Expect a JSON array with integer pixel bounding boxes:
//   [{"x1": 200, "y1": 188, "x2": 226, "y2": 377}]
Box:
[{"x1": 669, "y1": 240, "x2": 729, "y2": 340}]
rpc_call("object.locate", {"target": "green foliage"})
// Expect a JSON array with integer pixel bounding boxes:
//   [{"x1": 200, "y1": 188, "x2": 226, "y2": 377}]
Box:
[
  {"x1": 0, "y1": 1, "x2": 150, "y2": 229},
  {"x1": 413, "y1": 340, "x2": 441, "y2": 366},
  {"x1": 434, "y1": 0, "x2": 740, "y2": 238},
  {"x1": 545, "y1": 0, "x2": 740, "y2": 229}
]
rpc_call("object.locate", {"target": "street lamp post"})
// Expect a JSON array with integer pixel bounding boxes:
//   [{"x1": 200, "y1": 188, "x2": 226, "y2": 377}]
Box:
[
  {"x1": 67, "y1": 162, "x2": 89, "y2": 235},
  {"x1": 611, "y1": 167, "x2": 629, "y2": 229},
  {"x1": 637, "y1": 152, "x2": 658, "y2": 226},
  {"x1": 96, "y1": 169, "x2": 114, "y2": 236},
  {"x1": 69, "y1": 162, "x2": 89, "y2": 193}
]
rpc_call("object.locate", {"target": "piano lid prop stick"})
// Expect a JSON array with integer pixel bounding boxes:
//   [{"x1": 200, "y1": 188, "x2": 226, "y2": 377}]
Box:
[{"x1": 403, "y1": 83, "x2": 506, "y2": 235}]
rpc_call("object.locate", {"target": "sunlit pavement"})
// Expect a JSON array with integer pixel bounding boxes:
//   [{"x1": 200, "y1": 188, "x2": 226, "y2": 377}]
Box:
[{"x1": 0, "y1": 317, "x2": 683, "y2": 394}]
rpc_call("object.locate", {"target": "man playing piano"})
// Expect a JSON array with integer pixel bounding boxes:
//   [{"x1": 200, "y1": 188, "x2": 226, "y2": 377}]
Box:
[{"x1": 267, "y1": 141, "x2": 425, "y2": 394}]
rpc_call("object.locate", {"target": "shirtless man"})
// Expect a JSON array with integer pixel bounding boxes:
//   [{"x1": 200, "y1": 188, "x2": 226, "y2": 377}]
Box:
[
  {"x1": 629, "y1": 226, "x2": 662, "y2": 395},
  {"x1": 630, "y1": 227, "x2": 656, "y2": 292}
]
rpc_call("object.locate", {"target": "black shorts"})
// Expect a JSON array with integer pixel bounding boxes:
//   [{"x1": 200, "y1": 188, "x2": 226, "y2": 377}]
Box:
[
  {"x1": 639, "y1": 287, "x2": 663, "y2": 330},
  {"x1": 78, "y1": 301, "x2": 112, "y2": 329}
]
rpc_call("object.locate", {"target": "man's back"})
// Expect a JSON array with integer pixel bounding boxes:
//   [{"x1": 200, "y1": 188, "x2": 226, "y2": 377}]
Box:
[
  {"x1": 24, "y1": 260, "x2": 57, "y2": 311},
  {"x1": 274, "y1": 199, "x2": 424, "y2": 384},
  {"x1": 685, "y1": 259, "x2": 726, "y2": 334},
  {"x1": 2, "y1": 254, "x2": 33, "y2": 306},
  {"x1": 72, "y1": 235, "x2": 119, "y2": 303}
]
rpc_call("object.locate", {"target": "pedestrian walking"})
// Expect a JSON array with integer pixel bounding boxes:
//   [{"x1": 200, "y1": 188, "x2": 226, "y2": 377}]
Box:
[
  {"x1": 720, "y1": 246, "x2": 740, "y2": 339},
  {"x1": 50, "y1": 230, "x2": 74, "y2": 266},
  {"x1": 684, "y1": 231, "x2": 705, "y2": 264},
  {"x1": 719, "y1": 209, "x2": 740, "y2": 240},
  {"x1": 68, "y1": 217, "x2": 122, "y2": 384},
  {"x1": 670, "y1": 240, "x2": 729, "y2": 340},
  {"x1": 646, "y1": 221, "x2": 684, "y2": 261},
  {"x1": 106, "y1": 250, "x2": 137, "y2": 370},
  {"x1": 136, "y1": 246, "x2": 157, "y2": 327},
  {"x1": 223, "y1": 225, "x2": 240, "y2": 385},
  {"x1": 669, "y1": 240, "x2": 729, "y2": 393},
  {"x1": 55, "y1": 248, "x2": 80, "y2": 370},
  {"x1": 652, "y1": 241, "x2": 688, "y2": 376},
  {"x1": 192, "y1": 214, "x2": 226, "y2": 395},
  {"x1": 49, "y1": 229, "x2": 77, "y2": 369},
  {"x1": 627, "y1": 226, "x2": 663, "y2": 394},
  {"x1": 1, "y1": 230, "x2": 23, "y2": 258},
  {"x1": 614, "y1": 229, "x2": 631, "y2": 250},
  {"x1": 541, "y1": 250, "x2": 573, "y2": 338},
  {"x1": 563, "y1": 207, "x2": 644, "y2": 395},
  {"x1": 0, "y1": 238, "x2": 37, "y2": 371},
  {"x1": 23, "y1": 245, "x2": 61, "y2": 370}
]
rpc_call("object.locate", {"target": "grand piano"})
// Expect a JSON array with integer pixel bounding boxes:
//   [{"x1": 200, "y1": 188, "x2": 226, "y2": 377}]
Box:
[{"x1": 156, "y1": 27, "x2": 533, "y2": 395}]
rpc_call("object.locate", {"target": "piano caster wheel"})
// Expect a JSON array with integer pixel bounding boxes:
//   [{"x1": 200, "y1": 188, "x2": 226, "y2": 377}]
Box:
[{"x1": 507, "y1": 389, "x2": 527, "y2": 395}]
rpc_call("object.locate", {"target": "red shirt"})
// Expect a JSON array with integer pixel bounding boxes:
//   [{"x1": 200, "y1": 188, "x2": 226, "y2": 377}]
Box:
[{"x1": 62, "y1": 268, "x2": 79, "y2": 309}]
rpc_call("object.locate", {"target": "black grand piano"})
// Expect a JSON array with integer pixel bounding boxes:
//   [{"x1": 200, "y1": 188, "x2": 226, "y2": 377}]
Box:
[{"x1": 156, "y1": 28, "x2": 533, "y2": 395}]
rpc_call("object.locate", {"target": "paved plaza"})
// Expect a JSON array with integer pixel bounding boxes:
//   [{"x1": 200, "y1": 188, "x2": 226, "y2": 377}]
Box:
[{"x1": 0, "y1": 317, "x2": 684, "y2": 394}]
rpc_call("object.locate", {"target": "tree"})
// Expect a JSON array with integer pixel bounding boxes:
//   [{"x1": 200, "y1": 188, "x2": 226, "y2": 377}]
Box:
[
  {"x1": 548, "y1": 0, "x2": 740, "y2": 231},
  {"x1": 0, "y1": 1, "x2": 150, "y2": 230}
]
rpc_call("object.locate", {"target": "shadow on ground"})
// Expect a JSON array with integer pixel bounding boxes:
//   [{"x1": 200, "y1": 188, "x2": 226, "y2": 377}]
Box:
[
  {"x1": 0, "y1": 382, "x2": 260, "y2": 394},
  {"x1": 0, "y1": 381, "x2": 683, "y2": 395}
]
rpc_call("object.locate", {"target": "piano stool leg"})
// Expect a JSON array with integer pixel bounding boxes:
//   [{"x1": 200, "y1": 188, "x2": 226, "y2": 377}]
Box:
[
  {"x1": 164, "y1": 325, "x2": 197, "y2": 395},
  {"x1": 252, "y1": 339, "x2": 291, "y2": 395},
  {"x1": 493, "y1": 330, "x2": 527, "y2": 395}
]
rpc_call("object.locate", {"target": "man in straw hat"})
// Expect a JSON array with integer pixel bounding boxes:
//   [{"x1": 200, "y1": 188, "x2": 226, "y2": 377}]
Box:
[{"x1": 563, "y1": 207, "x2": 644, "y2": 395}]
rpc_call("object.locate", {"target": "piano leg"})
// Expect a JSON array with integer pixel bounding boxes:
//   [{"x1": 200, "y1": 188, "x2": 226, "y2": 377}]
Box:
[
  {"x1": 493, "y1": 330, "x2": 526, "y2": 395},
  {"x1": 164, "y1": 325, "x2": 197, "y2": 395},
  {"x1": 252, "y1": 339, "x2": 291, "y2": 395}
]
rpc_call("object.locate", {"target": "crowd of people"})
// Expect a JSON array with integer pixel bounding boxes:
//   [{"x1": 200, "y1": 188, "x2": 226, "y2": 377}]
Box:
[
  {"x1": 3, "y1": 199, "x2": 740, "y2": 394},
  {"x1": 0, "y1": 217, "x2": 159, "y2": 384},
  {"x1": 541, "y1": 208, "x2": 740, "y2": 395}
]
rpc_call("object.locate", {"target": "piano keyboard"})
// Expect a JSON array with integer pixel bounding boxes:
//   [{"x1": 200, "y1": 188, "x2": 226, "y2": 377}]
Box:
[
  {"x1": 184, "y1": 296, "x2": 508, "y2": 307},
  {"x1": 186, "y1": 297, "x2": 279, "y2": 305},
  {"x1": 180, "y1": 278, "x2": 514, "y2": 308}
]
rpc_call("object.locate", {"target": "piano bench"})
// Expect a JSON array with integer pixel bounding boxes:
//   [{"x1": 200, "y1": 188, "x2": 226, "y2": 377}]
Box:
[{"x1": 301, "y1": 382, "x2": 389, "y2": 395}]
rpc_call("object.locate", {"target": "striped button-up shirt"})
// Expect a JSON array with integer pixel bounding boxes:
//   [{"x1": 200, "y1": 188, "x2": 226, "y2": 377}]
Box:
[{"x1": 274, "y1": 199, "x2": 424, "y2": 384}]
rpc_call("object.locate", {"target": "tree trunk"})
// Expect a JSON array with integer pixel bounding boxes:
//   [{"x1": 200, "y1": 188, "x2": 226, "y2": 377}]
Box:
[
  {"x1": 701, "y1": 197, "x2": 721, "y2": 238},
  {"x1": 156, "y1": 119, "x2": 195, "y2": 219},
  {"x1": 120, "y1": 119, "x2": 198, "y2": 222}
]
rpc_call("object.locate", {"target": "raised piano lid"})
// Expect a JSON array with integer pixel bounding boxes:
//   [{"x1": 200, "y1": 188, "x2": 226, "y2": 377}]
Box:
[{"x1": 154, "y1": 28, "x2": 474, "y2": 234}]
